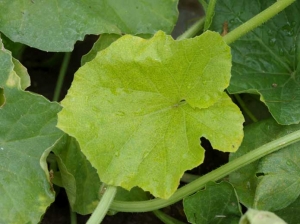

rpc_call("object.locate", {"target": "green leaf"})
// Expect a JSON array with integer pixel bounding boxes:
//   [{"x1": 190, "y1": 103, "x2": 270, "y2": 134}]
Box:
[
  {"x1": 12, "y1": 58, "x2": 30, "y2": 90},
  {"x1": 58, "y1": 30, "x2": 244, "y2": 199},
  {"x1": 53, "y1": 135, "x2": 147, "y2": 215},
  {"x1": 1, "y1": 33, "x2": 26, "y2": 59},
  {"x1": 0, "y1": 0, "x2": 178, "y2": 52},
  {"x1": 183, "y1": 181, "x2": 242, "y2": 224},
  {"x1": 275, "y1": 195, "x2": 300, "y2": 223},
  {"x1": 52, "y1": 135, "x2": 101, "y2": 215},
  {"x1": 0, "y1": 38, "x2": 63, "y2": 223},
  {"x1": 211, "y1": 0, "x2": 300, "y2": 125},
  {"x1": 229, "y1": 118, "x2": 300, "y2": 210},
  {"x1": 81, "y1": 34, "x2": 121, "y2": 66},
  {"x1": 239, "y1": 209, "x2": 287, "y2": 224},
  {"x1": 254, "y1": 142, "x2": 300, "y2": 211}
]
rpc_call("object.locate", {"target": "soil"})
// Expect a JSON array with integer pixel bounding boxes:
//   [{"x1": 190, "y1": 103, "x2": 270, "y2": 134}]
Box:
[{"x1": 19, "y1": 1, "x2": 233, "y2": 223}]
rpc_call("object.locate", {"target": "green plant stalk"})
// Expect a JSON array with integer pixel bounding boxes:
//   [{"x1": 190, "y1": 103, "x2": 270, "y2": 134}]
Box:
[
  {"x1": 198, "y1": 0, "x2": 208, "y2": 12},
  {"x1": 87, "y1": 185, "x2": 117, "y2": 224},
  {"x1": 110, "y1": 129, "x2": 300, "y2": 212},
  {"x1": 223, "y1": 0, "x2": 296, "y2": 45},
  {"x1": 53, "y1": 52, "x2": 71, "y2": 102},
  {"x1": 176, "y1": 17, "x2": 205, "y2": 40},
  {"x1": 234, "y1": 94, "x2": 258, "y2": 123},
  {"x1": 152, "y1": 210, "x2": 186, "y2": 224},
  {"x1": 203, "y1": 0, "x2": 217, "y2": 31},
  {"x1": 70, "y1": 206, "x2": 77, "y2": 224}
]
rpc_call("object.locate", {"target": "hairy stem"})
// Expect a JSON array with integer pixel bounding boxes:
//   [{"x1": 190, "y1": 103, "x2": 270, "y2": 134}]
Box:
[
  {"x1": 110, "y1": 129, "x2": 300, "y2": 212},
  {"x1": 204, "y1": 0, "x2": 217, "y2": 31},
  {"x1": 198, "y1": 0, "x2": 208, "y2": 12},
  {"x1": 70, "y1": 207, "x2": 77, "y2": 224},
  {"x1": 87, "y1": 185, "x2": 117, "y2": 224},
  {"x1": 223, "y1": 0, "x2": 296, "y2": 45},
  {"x1": 176, "y1": 17, "x2": 205, "y2": 40}
]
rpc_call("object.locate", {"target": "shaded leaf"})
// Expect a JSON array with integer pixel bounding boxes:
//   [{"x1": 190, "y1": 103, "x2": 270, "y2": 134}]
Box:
[
  {"x1": 1, "y1": 33, "x2": 26, "y2": 59},
  {"x1": 275, "y1": 195, "x2": 300, "y2": 223},
  {"x1": 229, "y1": 118, "x2": 300, "y2": 210},
  {"x1": 52, "y1": 134, "x2": 101, "y2": 215},
  {"x1": 0, "y1": 0, "x2": 178, "y2": 51},
  {"x1": 211, "y1": 0, "x2": 300, "y2": 124},
  {"x1": 236, "y1": 94, "x2": 271, "y2": 125},
  {"x1": 0, "y1": 38, "x2": 63, "y2": 223},
  {"x1": 254, "y1": 143, "x2": 300, "y2": 211},
  {"x1": 183, "y1": 181, "x2": 242, "y2": 224},
  {"x1": 58, "y1": 31, "x2": 244, "y2": 199},
  {"x1": 114, "y1": 186, "x2": 149, "y2": 201}
]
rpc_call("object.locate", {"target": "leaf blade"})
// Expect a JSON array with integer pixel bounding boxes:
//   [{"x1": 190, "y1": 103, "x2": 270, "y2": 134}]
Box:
[
  {"x1": 211, "y1": 0, "x2": 300, "y2": 124},
  {"x1": 0, "y1": 38, "x2": 63, "y2": 223},
  {"x1": 58, "y1": 31, "x2": 244, "y2": 199},
  {"x1": 0, "y1": 0, "x2": 178, "y2": 51}
]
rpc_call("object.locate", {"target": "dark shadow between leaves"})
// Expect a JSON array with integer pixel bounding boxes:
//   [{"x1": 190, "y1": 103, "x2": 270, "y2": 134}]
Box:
[{"x1": 0, "y1": 88, "x2": 5, "y2": 108}]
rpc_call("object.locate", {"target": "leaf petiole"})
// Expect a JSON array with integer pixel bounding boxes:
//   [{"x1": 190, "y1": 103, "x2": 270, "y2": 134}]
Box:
[
  {"x1": 203, "y1": 0, "x2": 218, "y2": 31},
  {"x1": 223, "y1": 0, "x2": 296, "y2": 44},
  {"x1": 198, "y1": 0, "x2": 208, "y2": 12},
  {"x1": 53, "y1": 52, "x2": 71, "y2": 102},
  {"x1": 178, "y1": 0, "x2": 295, "y2": 45},
  {"x1": 87, "y1": 185, "x2": 117, "y2": 224},
  {"x1": 176, "y1": 17, "x2": 205, "y2": 40}
]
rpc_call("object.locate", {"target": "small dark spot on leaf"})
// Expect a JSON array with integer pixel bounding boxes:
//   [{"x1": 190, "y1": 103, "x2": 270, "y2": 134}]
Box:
[
  {"x1": 272, "y1": 83, "x2": 277, "y2": 88},
  {"x1": 256, "y1": 172, "x2": 264, "y2": 177}
]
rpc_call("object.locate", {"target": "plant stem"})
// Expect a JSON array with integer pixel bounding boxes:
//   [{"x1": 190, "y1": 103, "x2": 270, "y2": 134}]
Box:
[
  {"x1": 203, "y1": 0, "x2": 217, "y2": 31},
  {"x1": 70, "y1": 207, "x2": 77, "y2": 224},
  {"x1": 152, "y1": 210, "x2": 186, "y2": 224},
  {"x1": 110, "y1": 129, "x2": 300, "y2": 212},
  {"x1": 176, "y1": 17, "x2": 205, "y2": 40},
  {"x1": 53, "y1": 52, "x2": 71, "y2": 102},
  {"x1": 198, "y1": 0, "x2": 208, "y2": 12},
  {"x1": 234, "y1": 94, "x2": 258, "y2": 123},
  {"x1": 87, "y1": 185, "x2": 117, "y2": 224},
  {"x1": 223, "y1": 0, "x2": 296, "y2": 45}
]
